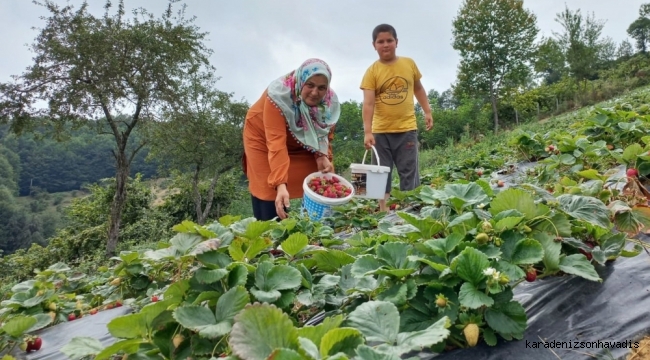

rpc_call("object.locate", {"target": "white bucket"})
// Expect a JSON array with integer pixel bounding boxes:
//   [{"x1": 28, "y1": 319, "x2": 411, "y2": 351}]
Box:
[{"x1": 349, "y1": 145, "x2": 390, "y2": 199}]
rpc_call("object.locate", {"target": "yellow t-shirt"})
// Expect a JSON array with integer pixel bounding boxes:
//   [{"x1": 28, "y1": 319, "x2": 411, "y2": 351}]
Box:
[{"x1": 360, "y1": 57, "x2": 422, "y2": 133}]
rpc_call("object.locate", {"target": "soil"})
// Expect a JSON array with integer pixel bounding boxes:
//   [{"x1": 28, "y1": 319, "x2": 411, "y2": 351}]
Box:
[{"x1": 628, "y1": 336, "x2": 650, "y2": 360}]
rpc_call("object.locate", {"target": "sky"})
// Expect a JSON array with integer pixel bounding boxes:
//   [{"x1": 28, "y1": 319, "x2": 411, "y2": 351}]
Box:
[{"x1": 0, "y1": 0, "x2": 644, "y2": 105}]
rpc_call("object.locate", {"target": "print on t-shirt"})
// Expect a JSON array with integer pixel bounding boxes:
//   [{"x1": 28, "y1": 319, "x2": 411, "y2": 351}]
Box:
[{"x1": 379, "y1": 76, "x2": 409, "y2": 105}]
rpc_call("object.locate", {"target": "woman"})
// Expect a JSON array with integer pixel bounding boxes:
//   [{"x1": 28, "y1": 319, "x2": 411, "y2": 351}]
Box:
[{"x1": 242, "y1": 58, "x2": 341, "y2": 220}]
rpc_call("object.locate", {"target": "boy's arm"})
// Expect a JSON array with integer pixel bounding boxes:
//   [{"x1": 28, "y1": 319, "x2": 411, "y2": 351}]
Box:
[
  {"x1": 414, "y1": 80, "x2": 433, "y2": 131},
  {"x1": 362, "y1": 89, "x2": 376, "y2": 149}
]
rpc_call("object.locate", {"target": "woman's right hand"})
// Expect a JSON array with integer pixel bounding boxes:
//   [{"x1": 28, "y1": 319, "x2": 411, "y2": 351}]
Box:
[
  {"x1": 364, "y1": 133, "x2": 375, "y2": 150},
  {"x1": 275, "y1": 184, "x2": 290, "y2": 219}
]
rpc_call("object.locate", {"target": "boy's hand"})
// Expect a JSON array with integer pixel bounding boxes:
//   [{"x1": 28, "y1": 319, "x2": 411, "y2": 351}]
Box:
[
  {"x1": 364, "y1": 133, "x2": 375, "y2": 149},
  {"x1": 425, "y1": 113, "x2": 434, "y2": 131}
]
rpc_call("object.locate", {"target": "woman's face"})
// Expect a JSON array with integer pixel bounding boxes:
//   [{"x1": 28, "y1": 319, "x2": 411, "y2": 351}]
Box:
[{"x1": 300, "y1": 74, "x2": 328, "y2": 106}]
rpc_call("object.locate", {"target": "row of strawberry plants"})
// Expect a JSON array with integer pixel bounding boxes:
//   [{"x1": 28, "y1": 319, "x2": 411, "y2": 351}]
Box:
[{"x1": 2, "y1": 92, "x2": 650, "y2": 359}]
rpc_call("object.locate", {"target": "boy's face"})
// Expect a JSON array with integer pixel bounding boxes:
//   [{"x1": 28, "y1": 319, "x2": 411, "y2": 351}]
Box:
[{"x1": 373, "y1": 32, "x2": 398, "y2": 60}]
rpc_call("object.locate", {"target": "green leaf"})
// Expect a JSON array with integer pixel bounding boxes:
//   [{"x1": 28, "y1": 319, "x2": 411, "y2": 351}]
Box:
[
  {"x1": 489, "y1": 188, "x2": 537, "y2": 220},
  {"x1": 298, "y1": 337, "x2": 320, "y2": 360},
  {"x1": 266, "y1": 348, "x2": 304, "y2": 360},
  {"x1": 493, "y1": 261, "x2": 525, "y2": 282},
  {"x1": 397, "y1": 212, "x2": 445, "y2": 238},
  {"x1": 494, "y1": 217, "x2": 524, "y2": 232},
  {"x1": 95, "y1": 339, "x2": 144, "y2": 360},
  {"x1": 558, "y1": 254, "x2": 601, "y2": 282},
  {"x1": 407, "y1": 256, "x2": 448, "y2": 273},
  {"x1": 458, "y1": 282, "x2": 494, "y2": 309},
  {"x1": 376, "y1": 242, "x2": 417, "y2": 269},
  {"x1": 313, "y1": 250, "x2": 356, "y2": 273},
  {"x1": 228, "y1": 263, "x2": 249, "y2": 288},
  {"x1": 354, "y1": 345, "x2": 401, "y2": 360},
  {"x1": 483, "y1": 328, "x2": 498, "y2": 346},
  {"x1": 26, "y1": 313, "x2": 52, "y2": 333},
  {"x1": 173, "y1": 305, "x2": 231, "y2": 339},
  {"x1": 1, "y1": 316, "x2": 37, "y2": 337},
  {"x1": 229, "y1": 303, "x2": 299, "y2": 360},
  {"x1": 393, "y1": 317, "x2": 450, "y2": 354},
  {"x1": 194, "y1": 268, "x2": 228, "y2": 284},
  {"x1": 281, "y1": 233, "x2": 309, "y2": 257},
  {"x1": 297, "y1": 315, "x2": 345, "y2": 347},
  {"x1": 510, "y1": 239, "x2": 544, "y2": 265},
  {"x1": 533, "y1": 232, "x2": 561, "y2": 272},
  {"x1": 346, "y1": 301, "x2": 399, "y2": 344},
  {"x1": 451, "y1": 247, "x2": 490, "y2": 286},
  {"x1": 577, "y1": 169, "x2": 606, "y2": 181},
  {"x1": 623, "y1": 143, "x2": 644, "y2": 163},
  {"x1": 485, "y1": 301, "x2": 527, "y2": 340},
  {"x1": 60, "y1": 337, "x2": 104, "y2": 360},
  {"x1": 377, "y1": 283, "x2": 408, "y2": 306},
  {"x1": 197, "y1": 250, "x2": 232, "y2": 269},
  {"x1": 319, "y1": 327, "x2": 364, "y2": 358},
  {"x1": 557, "y1": 194, "x2": 610, "y2": 229},
  {"x1": 107, "y1": 313, "x2": 145, "y2": 339},
  {"x1": 216, "y1": 286, "x2": 250, "y2": 323},
  {"x1": 351, "y1": 255, "x2": 385, "y2": 276},
  {"x1": 254, "y1": 261, "x2": 303, "y2": 294},
  {"x1": 170, "y1": 233, "x2": 204, "y2": 254}
]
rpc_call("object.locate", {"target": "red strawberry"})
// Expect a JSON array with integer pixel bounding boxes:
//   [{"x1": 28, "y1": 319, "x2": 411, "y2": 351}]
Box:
[
  {"x1": 151, "y1": 295, "x2": 159, "y2": 302},
  {"x1": 68, "y1": 313, "x2": 76, "y2": 321},
  {"x1": 525, "y1": 269, "x2": 537, "y2": 282},
  {"x1": 115, "y1": 300, "x2": 122, "y2": 307},
  {"x1": 90, "y1": 308, "x2": 98, "y2": 315},
  {"x1": 26, "y1": 337, "x2": 42, "y2": 352},
  {"x1": 627, "y1": 168, "x2": 639, "y2": 178}
]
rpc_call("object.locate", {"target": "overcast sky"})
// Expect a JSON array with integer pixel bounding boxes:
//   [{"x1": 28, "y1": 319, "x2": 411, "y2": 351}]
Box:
[{"x1": 0, "y1": 1, "x2": 644, "y2": 104}]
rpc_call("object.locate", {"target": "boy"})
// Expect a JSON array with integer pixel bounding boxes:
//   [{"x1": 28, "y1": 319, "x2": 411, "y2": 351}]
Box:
[{"x1": 360, "y1": 23, "x2": 433, "y2": 212}]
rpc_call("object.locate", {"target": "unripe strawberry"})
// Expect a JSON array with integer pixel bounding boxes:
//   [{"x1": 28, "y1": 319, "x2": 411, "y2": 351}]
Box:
[
  {"x1": 173, "y1": 334, "x2": 185, "y2": 348},
  {"x1": 463, "y1": 324, "x2": 479, "y2": 347},
  {"x1": 475, "y1": 233, "x2": 489, "y2": 245}
]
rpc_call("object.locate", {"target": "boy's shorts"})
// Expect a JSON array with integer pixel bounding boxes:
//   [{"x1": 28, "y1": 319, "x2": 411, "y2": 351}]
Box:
[{"x1": 371, "y1": 130, "x2": 420, "y2": 194}]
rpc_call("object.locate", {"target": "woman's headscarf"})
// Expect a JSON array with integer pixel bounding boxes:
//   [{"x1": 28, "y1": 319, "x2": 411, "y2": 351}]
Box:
[{"x1": 266, "y1": 58, "x2": 341, "y2": 156}]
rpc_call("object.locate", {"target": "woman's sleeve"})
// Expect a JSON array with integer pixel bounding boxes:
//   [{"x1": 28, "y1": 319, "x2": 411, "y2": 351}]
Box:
[{"x1": 263, "y1": 96, "x2": 290, "y2": 189}]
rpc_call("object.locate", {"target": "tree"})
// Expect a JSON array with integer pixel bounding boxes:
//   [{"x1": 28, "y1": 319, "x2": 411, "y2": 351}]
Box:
[
  {"x1": 534, "y1": 37, "x2": 566, "y2": 85},
  {"x1": 331, "y1": 101, "x2": 365, "y2": 172},
  {"x1": 0, "y1": 1, "x2": 211, "y2": 256},
  {"x1": 626, "y1": 2, "x2": 650, "y2": 55},
  {"x1": 617, "y1": 40, "x2": 635, "y2": 59},
  {"x1": 553, "y1": 6, "x2": 608, "y2": 84},
  {"x1": 452, "y1": 0, "x2": 538, "y2": 133},
  {"x1": 149, "y1": 72, "x2": 248, "y2": 225}
]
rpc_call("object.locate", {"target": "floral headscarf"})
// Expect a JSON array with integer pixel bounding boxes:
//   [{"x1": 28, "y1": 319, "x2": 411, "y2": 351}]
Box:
[{"x1": 267, "y1": 58, "x2": 340, "y2": 156}]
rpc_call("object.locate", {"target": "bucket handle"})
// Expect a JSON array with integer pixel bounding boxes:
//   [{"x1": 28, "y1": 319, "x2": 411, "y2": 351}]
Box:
[{"x1": 361, "y1": 145, "x2": 381, "y2": 167}]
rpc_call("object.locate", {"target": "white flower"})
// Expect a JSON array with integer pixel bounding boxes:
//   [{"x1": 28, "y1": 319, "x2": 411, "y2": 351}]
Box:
[
  {"x1": 483, "y1": 267, "x2": 496, "y2": 276},
  {"x1": 477, "y1": 203, "x2": 486, "y2": 209}
]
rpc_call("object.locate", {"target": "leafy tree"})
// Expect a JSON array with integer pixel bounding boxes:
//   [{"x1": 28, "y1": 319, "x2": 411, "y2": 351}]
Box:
[
  {"x1": 0, "y1": 0, "x2": 211, "y2": 256},
  {"x1": 331, "y1": 101, "x2": 365, "y2": 172},
  {"x1": 617, "y1": 40, "x2": 635, "y2": 59},
  {"x1": 149, "y1": 72, "x2": 248, "y2": 225},
  {"x1": 553, "y1": 6, "x2": 608, "y2": 85},
  {"x1": 452, "y1": 0, "x2": 538, "y2": 133},
  {"x1": 534, "y1": 37, "x2": 566, "y2": 85},
  {"x1": 628, "y1": 17, "x2": 650, "y2": 54}
]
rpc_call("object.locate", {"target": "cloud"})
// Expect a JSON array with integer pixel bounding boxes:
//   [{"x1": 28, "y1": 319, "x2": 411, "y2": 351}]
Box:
[{"x1": 0, "y1": 0, "x2": 641, "y2": 105}]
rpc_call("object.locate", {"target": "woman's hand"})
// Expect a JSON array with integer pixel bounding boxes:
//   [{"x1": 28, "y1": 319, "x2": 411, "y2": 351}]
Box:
[
  {"x1": 316, "y1": 156, "x2": 334, "y2": 173},
  {"x1": 275, "y1": 184, "x2": 290, "y2": 219}
]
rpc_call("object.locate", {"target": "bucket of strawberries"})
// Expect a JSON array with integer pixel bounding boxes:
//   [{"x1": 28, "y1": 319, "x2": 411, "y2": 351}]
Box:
[{"x1": 302, "y1": 172, "x2": 355, "y2": 220}]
